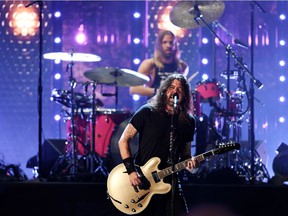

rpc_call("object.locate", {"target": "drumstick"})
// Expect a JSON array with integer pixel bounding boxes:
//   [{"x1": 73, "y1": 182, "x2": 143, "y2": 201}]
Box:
[{"x1": 188, "y1": 71, "x2": 199, "y2": 83}]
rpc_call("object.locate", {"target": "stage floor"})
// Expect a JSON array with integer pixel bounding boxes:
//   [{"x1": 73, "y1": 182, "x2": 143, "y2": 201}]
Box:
[{"x1": 0, "y1": 178, "x2": 287, "y2": 216}]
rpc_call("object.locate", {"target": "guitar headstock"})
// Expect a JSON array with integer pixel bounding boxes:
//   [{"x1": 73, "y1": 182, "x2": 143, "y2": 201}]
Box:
[{"x1": 215, "y1": 140, "x2": 240, "y2": 155}]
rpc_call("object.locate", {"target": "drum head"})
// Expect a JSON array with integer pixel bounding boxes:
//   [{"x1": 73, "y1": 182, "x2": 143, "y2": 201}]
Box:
[{"x1": 106, "y1": 117, "x2": 139, "y2": 171}]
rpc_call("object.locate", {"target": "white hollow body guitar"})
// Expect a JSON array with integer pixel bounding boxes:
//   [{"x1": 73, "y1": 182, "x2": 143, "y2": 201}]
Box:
[{"x1": 107, "y1": 141, "x2": 240, "y2": 215}]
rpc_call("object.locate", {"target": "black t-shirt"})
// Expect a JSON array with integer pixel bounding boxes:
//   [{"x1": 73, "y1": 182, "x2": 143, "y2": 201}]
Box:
[
  {"x1": 130, "y1": 104, "x2": 196, "y2": 170},
  {"x1": 152, "y1": 62, "x2": 179, "y2": 89}
]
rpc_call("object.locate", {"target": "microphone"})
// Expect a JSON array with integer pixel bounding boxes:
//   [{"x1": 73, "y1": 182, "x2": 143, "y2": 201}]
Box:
[
  {"x1": 173, "y1": 93, "x2": 179, "y2": 109},
  {"x1": 234, "y1": 38, "x2": 248, "y2": 49}
]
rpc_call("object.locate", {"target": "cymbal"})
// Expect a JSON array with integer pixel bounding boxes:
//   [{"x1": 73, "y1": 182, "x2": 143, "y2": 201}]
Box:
[
  {"x1": 170, "y1": 1, "x2": 225, "y2": 29},
  {"x1": 83, "y1": 67, "x2": 150, "y2": 87},
  {"x1": 43, "y1": 52, "x2": 101, "y2": 62}
]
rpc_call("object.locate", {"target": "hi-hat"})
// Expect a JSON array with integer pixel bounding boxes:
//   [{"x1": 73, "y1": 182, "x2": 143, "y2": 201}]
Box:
[
  {"x1": 83, "y1": 67, "x2": 150, "y2": 87},
  {"x1": 170, "y1": 1, "x2": 225, "y2": 29},
  {"x1": 43, "y1": 52, "x2": 101, "y2": 62}
]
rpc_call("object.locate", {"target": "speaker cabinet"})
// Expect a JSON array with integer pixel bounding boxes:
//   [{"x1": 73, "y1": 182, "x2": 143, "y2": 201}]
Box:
[{"x1": 26, "y1": 139, "x2": 66, "y2": 178}]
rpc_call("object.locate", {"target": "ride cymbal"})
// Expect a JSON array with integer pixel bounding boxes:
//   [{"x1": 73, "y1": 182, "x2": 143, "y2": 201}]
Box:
[
  {"x1": 83, "y1": 67, "x2": 150, "y2": 87},
  {"x1": 43, "y1": 52, "x2": 101, "y2": 62},
  {"x1": 170, "y1": 1, "x2": 225, "y2": 29}
]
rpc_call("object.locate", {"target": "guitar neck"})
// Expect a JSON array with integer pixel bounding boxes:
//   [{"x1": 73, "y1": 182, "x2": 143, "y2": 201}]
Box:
[{"x1": 157, "y1": 148, "x2": 219, "y2": 179}]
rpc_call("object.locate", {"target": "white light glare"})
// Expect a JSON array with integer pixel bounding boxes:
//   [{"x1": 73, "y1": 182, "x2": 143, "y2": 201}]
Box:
[
  {"x1": 133, "y1": 58, "x2": 141, "y2": 65},
  {"x1": 279, "y1": 96, "x2": 285, "y2": 102},
  {"x1": 54, "y1": 114, "x2": 61, "y2": 121},
  {"x1": 202, "y1": 73, "x2": 209, "y2": 80},
  {"x1": 279, "y1": 40, "x2": 286, "y2": 46},
  {"x1": 54, "y1": 11, "x2": 61, "y2": 18},
  {"x1": 279, "y1": 60, "x2": 285, "y2": 66},
  {"x1": 279, "y1": 75, "x2": 285, "y2": 82},
  {"x1": 133, "y1": 38, "x2": 141, "y2": 44},
  {"x1": 75, "y1": 32, "x2": 86, "y2": 44},
  {"x1": 54, "y1": 73, "x2": 61, "y2": 80},
  {"x1": 202, "y1": 37, "x2": 208, "y2": 44},
  {"x1": 132, "y1": 94, "x2": 140, "y2": 101},
  {"x1": 202, "y1": 58, "x2": 208, "y2": 65},
  {"x1": 133, "y1": 12, "x2": 141, "y2": 18},
  {"x1": 54, "y1": 37, "x2": 61, "y2": 43},
  {"x1": 280, "y1": 14, "x2": 286, "y2": 20},
  {"x1": 279, "y1": 117, "x2": 285, "y2": 123}
]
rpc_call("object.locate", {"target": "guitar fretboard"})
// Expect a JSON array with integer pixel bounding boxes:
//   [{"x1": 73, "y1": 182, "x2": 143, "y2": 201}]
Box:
[{"x1": 157, "y1": 142, "x2": 239, "y2": 180}]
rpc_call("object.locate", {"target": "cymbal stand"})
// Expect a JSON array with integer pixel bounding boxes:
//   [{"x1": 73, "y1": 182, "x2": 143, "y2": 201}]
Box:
[
  {"x1": 66, "y1": 59, "x2": 78, "y2": 177},
  {"x1": 86, "y1": 81, "x2": 109, "y2": 177}
]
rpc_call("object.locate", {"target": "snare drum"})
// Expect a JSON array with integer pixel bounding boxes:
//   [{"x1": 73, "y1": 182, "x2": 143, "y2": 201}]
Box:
[{"x1": 196, "y1": 79, "x2": 223, "y2": 102}]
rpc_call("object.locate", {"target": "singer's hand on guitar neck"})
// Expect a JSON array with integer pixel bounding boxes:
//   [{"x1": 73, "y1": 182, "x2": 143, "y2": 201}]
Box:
[{"x1": 186, "y1": 157, "x2": 197, "y2": 172}]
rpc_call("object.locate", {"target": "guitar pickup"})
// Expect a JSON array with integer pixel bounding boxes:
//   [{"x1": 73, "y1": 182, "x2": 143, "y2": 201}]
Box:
[{"x1": 152, "y1": 171, "x2": 160, "y2": 183}]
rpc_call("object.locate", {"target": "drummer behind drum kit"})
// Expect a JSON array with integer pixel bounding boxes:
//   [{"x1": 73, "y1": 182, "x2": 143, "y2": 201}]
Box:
[{"x1": 44, "y1": 51, "x2": 149, "y2": 180}]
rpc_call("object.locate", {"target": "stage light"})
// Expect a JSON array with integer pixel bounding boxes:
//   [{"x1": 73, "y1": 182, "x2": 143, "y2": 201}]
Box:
[
  {"x1": 133, "y1": 38, "x2": 141, "y2": 44},
  {"x1": 133, "y1": 12, "x2": 141, "y2": 19},
  {"x1": 8, "y1": 3, "x2": 39, "y2": 37},
  {"x1": 54, "y1": 73, "x2": 61, "y2": 80},
  {"x1": 279, "y1": 75, "x2": 285, "y2": 82},
  {"x1": 133, "y1": 58, "x2": 141, "y2": 65},
  {"x1": 201, "y1": 58, "x2": 208, "y2": 65},
  {"x1": 279, "y1": 117, "x2": 285, "y2": 123},
  {"x1": 279, "y1": 14, "x2": 286, "y2": 20},
  {"x1": 202, "y1": 38, "x2": 208, "y2": 44},
  {"x1": 54, "y1": 37, "x2": 61, "y2": 43},
  {"x1": 132, "y1": 94, "x2": 140, "y2": 101},
  {"x1": 279, "y1": 60, "x2": 285, "y2": 66},
  {"x1": 279, "y1": 40, "x2": 285, "y2": 46},
  {"x1": 54, "y1": 11, "x2": 61, "y2": 18}
]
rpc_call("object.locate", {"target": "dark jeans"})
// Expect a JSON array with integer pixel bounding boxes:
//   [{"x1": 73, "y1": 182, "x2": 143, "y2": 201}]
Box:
[{"x1": 136, "y1": 183, "x2": 189, "y2": 216}]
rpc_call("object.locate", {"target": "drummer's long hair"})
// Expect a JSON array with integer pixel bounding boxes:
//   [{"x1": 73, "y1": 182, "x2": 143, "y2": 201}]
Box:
[
  {"x1": 148, "y1": 73, "x2": 193, "y2": 124},
  {"x1": 153, "y1": 30, "x2": 182, "y2": 71}
]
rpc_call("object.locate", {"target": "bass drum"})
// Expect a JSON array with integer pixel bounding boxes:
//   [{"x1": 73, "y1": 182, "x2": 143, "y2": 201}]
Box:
[{"x1": 107, "y1": 117, "x2": 139, "y2": 170}]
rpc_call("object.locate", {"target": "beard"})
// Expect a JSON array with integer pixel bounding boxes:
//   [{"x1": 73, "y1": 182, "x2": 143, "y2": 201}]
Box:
[{"x1": 161, "y1": 49, "x2": 175, "y2": 59}]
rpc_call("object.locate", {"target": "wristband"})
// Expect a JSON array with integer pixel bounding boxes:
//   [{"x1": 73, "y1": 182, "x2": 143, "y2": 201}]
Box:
[{"x1": 123, "y1": 157, "x2": 136, "y2": 174}]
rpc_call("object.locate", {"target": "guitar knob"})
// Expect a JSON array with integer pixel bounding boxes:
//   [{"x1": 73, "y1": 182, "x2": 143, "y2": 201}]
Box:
[
  {"x1": 131, "y1": 199, "x2": 135, "y2": 203},
  {"x1": 132, "y1": 209, "x2": 136, "y2": 212},
  {"x1": 138, "y1": 203, "x2": 143, "y2": 207},
  {"x1": 124, "y1": 204, "x2": 129, "y2": 209}
]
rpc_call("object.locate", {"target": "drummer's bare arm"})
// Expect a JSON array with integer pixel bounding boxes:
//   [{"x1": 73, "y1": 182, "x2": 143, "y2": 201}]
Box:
[
  {"x1": 129, "y1": 59, "x2": 155, "y2": 96},
  {"x1": 180, "y1": 61, "x2": 189, "y2": 78}
]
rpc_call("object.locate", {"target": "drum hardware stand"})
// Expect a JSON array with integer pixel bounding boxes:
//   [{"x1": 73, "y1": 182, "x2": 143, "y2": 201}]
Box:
[
  {"x1": 194, "y1": 7, "x2": 264, "y2": 179},
  {"x1": 65, "y1": 56, "x2": 79, "y2": 177},
  {"x1": 84, "y1": 81, "x2": 109, "y2": 178}
]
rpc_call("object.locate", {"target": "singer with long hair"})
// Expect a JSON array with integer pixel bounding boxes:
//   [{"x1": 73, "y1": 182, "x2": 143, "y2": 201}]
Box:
[{"x1": 118, "y1": 73, "x2": 196, "y2": 216}]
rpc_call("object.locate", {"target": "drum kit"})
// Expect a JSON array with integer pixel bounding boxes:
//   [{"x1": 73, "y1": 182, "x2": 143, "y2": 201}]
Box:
[
  {"x1": 170, "y1": 1, "x2": 269, "y2": 183},
  {"x1": 44, "y1": 51, "x2": 149, "y2": 180}
]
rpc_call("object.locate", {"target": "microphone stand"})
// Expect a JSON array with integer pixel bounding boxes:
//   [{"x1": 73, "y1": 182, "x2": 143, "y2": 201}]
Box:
[
  {"x1": 170, "y1": 97, "x2": 178, "y2": 216},
  {"x1": 25, "y1": 1, "x2": 44, "y2": 180},
  {"x1": 249, "y1": 0, "x2": 266, "y2": 184}
]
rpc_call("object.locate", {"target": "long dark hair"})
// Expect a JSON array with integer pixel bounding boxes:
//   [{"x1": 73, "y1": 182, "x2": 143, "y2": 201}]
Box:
[{"x1": 148, "y1": 73, "x2": 193, "y2": 124}]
